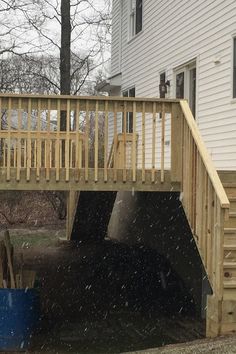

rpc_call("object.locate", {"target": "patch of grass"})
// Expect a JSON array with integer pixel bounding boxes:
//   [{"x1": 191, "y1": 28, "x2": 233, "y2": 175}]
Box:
[{"x1": 9, "y1": 229, "x2": 66, "y2": 248}]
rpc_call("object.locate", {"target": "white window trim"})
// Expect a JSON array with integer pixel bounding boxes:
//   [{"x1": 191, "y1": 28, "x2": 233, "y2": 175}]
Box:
[
  {"x1": 129, "y1": 1, "x2": 135, "y2": 38},
  {"x1": 173, "y1": 60, "x2": 198, "y2": 119},
  {"x1": 122, "y1": 86, "x2": 135, "y2": 133},
  {"x1": 128, "y1": 0, "x2": 143, "y2": 41},
  {"x1": 231, "y1": 34, "x2": 236, "y2": 102}
]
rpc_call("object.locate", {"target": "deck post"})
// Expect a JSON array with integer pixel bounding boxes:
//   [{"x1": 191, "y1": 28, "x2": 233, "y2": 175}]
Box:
[
  {"x1": 66, "y1": 190, "x2": 80, "y2": 240},
  {"x1": 171, "y1": 103, "x2": 183, "y2": 182}
]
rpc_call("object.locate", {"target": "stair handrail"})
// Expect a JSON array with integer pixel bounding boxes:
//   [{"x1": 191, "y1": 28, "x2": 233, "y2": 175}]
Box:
[{"x1": 180, "y1": 100, "x2": 230, "y2": 209}]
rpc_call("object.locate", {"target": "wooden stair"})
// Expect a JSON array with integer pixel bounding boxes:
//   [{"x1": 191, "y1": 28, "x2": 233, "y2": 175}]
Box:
[{"x1": 219, "y1": 174, "x2": 236, "y2": 334}]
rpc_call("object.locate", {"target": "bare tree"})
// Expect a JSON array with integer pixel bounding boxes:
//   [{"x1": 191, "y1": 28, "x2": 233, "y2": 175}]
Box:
[{"x1": 0, "y1": 0, "x2": 111, "y2": 221}]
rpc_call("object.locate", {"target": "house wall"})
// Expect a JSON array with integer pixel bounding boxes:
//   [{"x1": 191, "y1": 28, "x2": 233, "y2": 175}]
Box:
[
  {"x1": 111, "y1": 1, "x2": 122, "y2": 76},
  {"x1": 111, "y1": 0, "x2": 236, "y2": 170}
]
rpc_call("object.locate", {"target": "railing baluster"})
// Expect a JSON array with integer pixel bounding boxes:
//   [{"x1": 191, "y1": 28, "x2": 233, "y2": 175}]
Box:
[
  {"x1": 75, "y1": 100, "x2": 80, "y2": 182},
  {"x1": 152, "y1": 102, "x2": 156, "y2": 183},
  {"x1": 16, "y1": 98, "x2": 22, "y2": 181},
  {"x1": 3, "y1": 139, "x2": 6, "y2": 168},
  {"x1": 13, "y1": 142, "x2": 16, "y2": 168},
  {"x1": 55, "y1": 100, "x2": 60, "y2": 181},
  {"x1": 188, "y1": 130, "x2": 193, "y2": 224},
  {"x1": 202, "y1": 170, "x2": 208, "y2": 264},
  {"x1": 206, "y1": 181, "x2": 213, "y2": 282},
  {"x1": 44, "y1": 140, "x2": 46, "y2": 170},
  {"x1": 60, "y1": 140, "x2": 62, "y2": 169},
  {"x1": 195, "y1": 151, "x2": 201, "y2": 245},
  {"x1": 142, "y1": 101, "x2": 146, "y2": 183},
  {"x1": 36, "y1": 100, "x2": 41, "y2": 181},
  {"x1": 123, "y1": 101, "x2": 127, "y2": 182},
  {"x1": 6, "y1": 98, "x2": 11, "y2": 181},
  {"x1": 26, "y1": 99, "x2": 32, "y2": 181},
  {"x1": 104, "y1": 100, "x2": 108, "y2": 182},
  {"x1": 199, "y1": 158, "x2": 204, "y2": 254},
  {"x1": 132, "y1": 101, "x2": 137, "y2": 182},
  {"x1": 213, "y1": 198, "x2": 224, "y2": 298},
  {"x1": 33, "y1": 140, "x2": 36, "y2": 168},
  {"x1": 46, "y1": 99, "x2": 51, "y2": 181},
  {"x1": 161, "y1": 103, "x2": 165, "y2": 183},
  {"x1": 23, "y1": 139, "x2": 26, "y2": 169},
  {"x1": 212, "y1": 193, "x2": 217, "y2": 292},
  {"x1": 184, "y1": 125, "x2": 189, "y2": 218},
  {"x1": 65, "y1": 99, "x2": 70, "y2": 182},
  {"x1": 191, "y1": 142, "x2": 197, "y2": 233},
  {"x1": 69, "y1": 140, "x2": 72, "y2": 169},
  {"x1": 49, "y1": 140, "x2": 52, "y2": 169},
  {"x1": 113, "y1": 101, "x2": 118, "y2": 182},
  {"x1": 85, "y1": 100, "x2": 89, "y2": 182},
  {"x1": 94, "y1": 100, "x2": 99, "y2": 182},
  {"x1": 186, "y1": 128, "x2": 191, "y2": 220}
]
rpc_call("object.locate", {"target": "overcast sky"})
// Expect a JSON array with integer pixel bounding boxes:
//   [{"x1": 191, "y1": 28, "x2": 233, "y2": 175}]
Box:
[{"x1": 0, "y1": 0, "x2": 111, "y2": 62}]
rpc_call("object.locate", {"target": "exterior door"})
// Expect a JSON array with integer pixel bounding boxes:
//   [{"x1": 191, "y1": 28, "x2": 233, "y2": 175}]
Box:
[{"x1": 175, "y1": 62, "x2": 196, "y2": 117}]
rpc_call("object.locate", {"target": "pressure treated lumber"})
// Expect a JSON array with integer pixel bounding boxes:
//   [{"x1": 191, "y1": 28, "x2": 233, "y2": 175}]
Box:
[
  {"x1": 4, "y1": 230, "x2": 15, "y2": 289},
  {"x1": 0, "y1": 93, "x2": 233, "y2": 338}
]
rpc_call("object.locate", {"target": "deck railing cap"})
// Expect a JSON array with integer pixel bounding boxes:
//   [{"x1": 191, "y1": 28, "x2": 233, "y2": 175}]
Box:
[{"x1": 0, "y1": 92, "x2": 182, "y2": 103}]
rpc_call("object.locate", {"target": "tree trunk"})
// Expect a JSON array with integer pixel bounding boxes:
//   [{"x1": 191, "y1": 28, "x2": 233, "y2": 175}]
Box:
[
  {"x1": 60, "y1": 0, "x2": 71, "y2": 131},
  {"x1": 59, "y1": 0, "x2": 71, "y2": 206}
]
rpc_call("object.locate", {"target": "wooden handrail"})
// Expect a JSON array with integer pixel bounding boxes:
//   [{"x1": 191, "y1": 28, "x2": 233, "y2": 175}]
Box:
[
  {"x1": 0, "y1": 92, "x2": 181, "y2": 103},
  {"x1": 180, "y1": 100, "x2": 230, "y2": 209},
  {"x1": 176, "y1": 99, "x2": 230, "y2": 316}
]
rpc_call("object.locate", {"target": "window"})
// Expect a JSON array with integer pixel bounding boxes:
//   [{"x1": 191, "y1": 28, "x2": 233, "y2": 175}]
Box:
[
  {"x1": 175, "y1": 63, "x2": 196, "y2": 117},
  {"x1": 233, "y1": 38, "x2": 236, "y2": 98},
  {"x1": 176, "y1": 72, "x2": 185, "y2": 99},
  {"x1": 122, "y1": 87, "x2": 135, "y2": 133},
  {"x1": 129, "y1": 0, "x2": 143, "y2": 38}
]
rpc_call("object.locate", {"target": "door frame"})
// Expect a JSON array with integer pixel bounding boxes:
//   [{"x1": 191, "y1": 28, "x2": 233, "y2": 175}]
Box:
[{"x1": 173, "y1": 59, "x2": 198, "y2": 118}]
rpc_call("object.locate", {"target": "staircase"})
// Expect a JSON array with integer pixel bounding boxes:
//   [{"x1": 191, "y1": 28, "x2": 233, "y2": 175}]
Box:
[
  {"x1": 224, "y1": 185, "x2": 236, "y2": 291},
  {"x1": 216, "y1": 172, "x2": 236, "y2": 335}
]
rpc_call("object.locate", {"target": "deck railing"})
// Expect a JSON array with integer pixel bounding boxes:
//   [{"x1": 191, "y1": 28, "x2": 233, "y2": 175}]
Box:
[
  {"x1": 0, "y1": 94, "x2": 178, "y2": 185},
  {"x1": 178, "y1": 101, "x2": 230, "y2": 333},
  {"x1": 0, "y1": 93, "x2": 231, "y2": 335}
]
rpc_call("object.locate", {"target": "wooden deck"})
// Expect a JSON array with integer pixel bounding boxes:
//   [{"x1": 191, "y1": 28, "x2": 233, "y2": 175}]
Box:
[
  {"x1": 0, "y1": 169, "x2": 180, "y2": 192},
  {"x1": 0, "y1": 94, "x2": 182, "y2": 189},
  {"x1": 0, "y1": 93, "x2": 233, "y2": 337}
]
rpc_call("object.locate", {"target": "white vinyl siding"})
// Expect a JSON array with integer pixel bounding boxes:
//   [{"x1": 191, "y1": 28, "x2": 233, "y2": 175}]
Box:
[
  {"x1": 111, "y1": 0, "x2": 122, "y2": 76},
  {"x1": 111, "y1": 0, "x2": 236, "y2": 170}
]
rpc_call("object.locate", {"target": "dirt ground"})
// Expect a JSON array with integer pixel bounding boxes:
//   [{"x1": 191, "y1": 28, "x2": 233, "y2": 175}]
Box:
[{"x1": 2, "y1": 226, "x2": 206, "y2": 354}]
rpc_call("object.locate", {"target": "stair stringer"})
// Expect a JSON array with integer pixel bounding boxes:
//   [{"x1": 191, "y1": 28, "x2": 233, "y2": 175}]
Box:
[{"x1": 181, "y1": 195, "x2": 231, "y2": 337}]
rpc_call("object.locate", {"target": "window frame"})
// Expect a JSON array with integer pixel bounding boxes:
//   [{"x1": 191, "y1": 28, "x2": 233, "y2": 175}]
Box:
[
  {"x1": 233, "y1": 37, "x2": 236, "y2": 99},
  {"x1": 129, "y1": 0, "x2": 143, "y2": 40},
  {"x1": 122, "y1": 87, "x2": 135, "y2": 133}
]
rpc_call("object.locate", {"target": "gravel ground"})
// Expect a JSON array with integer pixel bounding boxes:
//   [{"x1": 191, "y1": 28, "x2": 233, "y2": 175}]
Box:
[{"x1": 124, "y1": 335, "x2": 236, "y2": 354}]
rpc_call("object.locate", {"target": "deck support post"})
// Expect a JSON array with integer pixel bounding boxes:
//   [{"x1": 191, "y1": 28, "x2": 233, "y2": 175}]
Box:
[
  {"x1": 207, "y1": 296, "x2": 236, "y2": 337},
  {"x1": 66, "y1": 190, "x2": 80, "y2": 240},
  {"x1": 171, "y1": 103, "x2": 183, "y2": 182}
]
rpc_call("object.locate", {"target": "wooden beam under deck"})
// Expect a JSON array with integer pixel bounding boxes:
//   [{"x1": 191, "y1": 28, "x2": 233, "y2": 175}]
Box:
[{"x1": 0, "y1": 169, "x2": 180, "y2": 192}]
